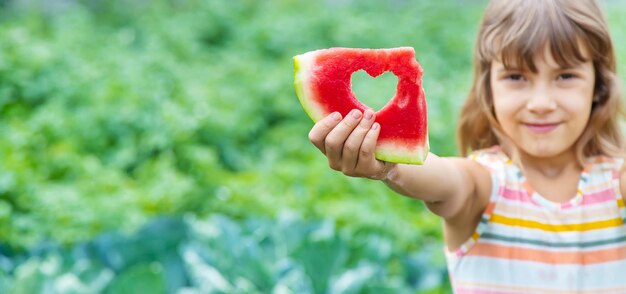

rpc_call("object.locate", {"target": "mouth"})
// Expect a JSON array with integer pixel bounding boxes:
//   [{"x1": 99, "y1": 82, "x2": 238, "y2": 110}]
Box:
[{"x1": 523, "y1": 122, "x2": 560, "y2": 134}]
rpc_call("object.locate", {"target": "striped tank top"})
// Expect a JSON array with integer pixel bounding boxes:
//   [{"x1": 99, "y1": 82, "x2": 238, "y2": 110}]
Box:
[{"x1": 445, "y1": 146, "x2": 626, "y2": 293}]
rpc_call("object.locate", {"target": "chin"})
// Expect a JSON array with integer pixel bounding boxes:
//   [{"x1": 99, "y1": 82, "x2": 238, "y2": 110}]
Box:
[{"x1": 524, "y1": 144, "x2": 569, "y2": 158}]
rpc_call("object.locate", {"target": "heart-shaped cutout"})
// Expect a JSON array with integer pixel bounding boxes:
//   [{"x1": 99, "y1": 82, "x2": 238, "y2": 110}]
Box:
[{"x1": 351, "y1": 70, "x2": 399, "y2": 111}]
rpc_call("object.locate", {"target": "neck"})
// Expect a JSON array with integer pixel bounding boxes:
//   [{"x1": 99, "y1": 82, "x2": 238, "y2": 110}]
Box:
[{"x1": 502, "y1": 145, "x2": 582, "y2": 179}]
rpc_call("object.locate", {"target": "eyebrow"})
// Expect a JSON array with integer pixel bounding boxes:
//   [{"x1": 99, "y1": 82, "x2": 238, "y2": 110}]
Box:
[{"x1": 494, "y1": 63, "x2": 588, "y2": 74}]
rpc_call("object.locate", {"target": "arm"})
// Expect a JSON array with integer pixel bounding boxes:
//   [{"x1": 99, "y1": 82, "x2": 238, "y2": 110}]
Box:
[
  {"x1": 383, "y1": 154, "x2": 491, "y2": 220},
  {"x1": 385, "y1": 155, "x2": 491, "y2": 250},
  {"x1": 308, "y1": 109, "x2": 491, "y2": 221}
]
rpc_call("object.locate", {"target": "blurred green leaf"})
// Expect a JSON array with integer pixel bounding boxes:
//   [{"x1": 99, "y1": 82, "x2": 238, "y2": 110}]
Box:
[{"x1": 105, "y1": 263, "x2": 166, "y2": 294}]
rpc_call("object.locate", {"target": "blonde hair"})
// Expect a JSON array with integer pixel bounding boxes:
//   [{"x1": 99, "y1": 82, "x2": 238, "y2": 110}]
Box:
[{"x1": 457, "y1": 0, "x2": 624, "y2": 164}]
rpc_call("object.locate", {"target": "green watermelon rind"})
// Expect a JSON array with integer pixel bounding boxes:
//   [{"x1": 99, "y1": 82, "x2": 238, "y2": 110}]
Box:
[
  {"x1": 377, "y1": 137, "x2": 429, "y2": 165},
  {"x1": 293, "y1": 52, "x2": 326, "y2": 122}
]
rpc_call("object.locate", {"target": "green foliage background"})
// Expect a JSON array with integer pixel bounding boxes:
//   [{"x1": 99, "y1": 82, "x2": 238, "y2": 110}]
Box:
[{"x1": 0, "y1": 0, "x2": 624, "y2": 292}]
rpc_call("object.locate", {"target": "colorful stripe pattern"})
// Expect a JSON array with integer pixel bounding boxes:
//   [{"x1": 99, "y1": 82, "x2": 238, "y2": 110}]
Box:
[{"x1": 446, "y1": 146, "x2": 626, "y2": 293}]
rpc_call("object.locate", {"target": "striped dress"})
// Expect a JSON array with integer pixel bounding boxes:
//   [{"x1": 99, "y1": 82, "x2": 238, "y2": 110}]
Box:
[{"x1": 446, "y1": 146, "x2": 626, "y2": 294}]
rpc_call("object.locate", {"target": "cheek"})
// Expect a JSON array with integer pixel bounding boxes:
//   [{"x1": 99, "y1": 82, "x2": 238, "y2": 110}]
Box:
[
  {"x1": 492, "y1": 93, "x2": 522, "y2": 121},
  {"x1": 492, "y1": 100, "x2": 507, "y2": 122},
  {"x1": 559, "y1": 90, "x2": 594, "y2": 120},
  {"x1": 491, "y1": 85, "x2": 507, "y2": 119},
  {"x1": 570, "y1": 103, "x2": 593, "y2": 129}
]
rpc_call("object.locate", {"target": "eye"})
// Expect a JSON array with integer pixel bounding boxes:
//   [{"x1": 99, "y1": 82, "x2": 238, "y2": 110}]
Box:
[
  {"x1": 557, "y1": 73, "x2": 576, "y2": 80},
  {"x1": 505, "y1": 73, "x2": 525, "y2": 81}
]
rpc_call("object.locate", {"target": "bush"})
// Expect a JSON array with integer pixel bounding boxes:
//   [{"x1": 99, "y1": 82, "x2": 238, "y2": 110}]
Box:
[{"x1": 0, "y1": 214, "x2": 448, "y2": 293}]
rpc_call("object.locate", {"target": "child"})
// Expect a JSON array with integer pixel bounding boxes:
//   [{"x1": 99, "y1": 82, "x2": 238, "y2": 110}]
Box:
[{"x1": 307, "y1": 0, "x2": 626, "y2": 292}]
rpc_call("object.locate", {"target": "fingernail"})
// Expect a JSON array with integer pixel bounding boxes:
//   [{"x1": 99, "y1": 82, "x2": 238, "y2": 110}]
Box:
[
  {"x1": 351, "y1": 110, "x2": 361, "y2": 119},
  {"x1": 364, "y1": 110, "x2": 373, "y2": 120},
  {"x1": 331, "y1": 112, "x2": 341, "y2": 121},
  {"x1": 371, "y1": 123, "x2": 379, "y2": 130}
]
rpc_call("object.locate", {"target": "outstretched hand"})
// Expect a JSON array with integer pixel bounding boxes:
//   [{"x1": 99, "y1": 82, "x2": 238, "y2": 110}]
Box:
[{"x1": 308, "y1": 109, "x2": 396, "y2": 180}]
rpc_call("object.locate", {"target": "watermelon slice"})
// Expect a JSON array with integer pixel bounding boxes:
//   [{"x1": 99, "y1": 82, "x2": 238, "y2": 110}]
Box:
[{"x1": 293, "y1": 47, "x2": 428, "y2": 164}]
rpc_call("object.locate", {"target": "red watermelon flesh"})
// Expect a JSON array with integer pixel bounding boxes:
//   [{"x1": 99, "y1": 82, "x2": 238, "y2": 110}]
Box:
[{"x1": 293, "y1": 47, "x2": 428, "y2": 164}]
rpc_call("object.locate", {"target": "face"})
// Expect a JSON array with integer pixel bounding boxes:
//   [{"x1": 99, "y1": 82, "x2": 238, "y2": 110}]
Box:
[{"x1": 490, "y1": 46, "x2": 595, "y2": 159}]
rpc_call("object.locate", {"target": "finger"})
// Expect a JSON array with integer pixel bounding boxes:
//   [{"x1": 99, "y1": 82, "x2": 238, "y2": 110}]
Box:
[
  {"x1": 356, "y1": 122, "x2": 386, "y2": 177},
  {"x1": 308, "y1": 111, "x2": 342, "y2": 154},
  {"x1": 325, "y1": 109, "x2": 363, "y2": 168},
  {"x1": 342, "y1": 109, "x2": 376, "y2": 173}
]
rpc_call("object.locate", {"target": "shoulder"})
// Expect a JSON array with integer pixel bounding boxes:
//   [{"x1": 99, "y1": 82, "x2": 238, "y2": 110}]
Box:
[
  {"x1": 456, "y1": 146, "x2": 507, "y2": 203},
  {"x1": 466, "y1": 145, "x2": 509, "y2": 175},
  {"x1": 440, "y1": 149, "x2": 497, "y2": 222},
  {"x1": 448, "y1": 146, "x2": 505, "y2": 197},
  {"x1": 590, "y1": 155, "x2": 626, "y2": 201},
  {"x1": 551, "y1": 154, "x2": 626, "y2": 203}
]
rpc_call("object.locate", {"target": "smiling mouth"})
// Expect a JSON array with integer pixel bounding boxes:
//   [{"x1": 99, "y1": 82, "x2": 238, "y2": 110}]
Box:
[{"x1": 524, "y1": 123, "x2": 560, "y2": 134}]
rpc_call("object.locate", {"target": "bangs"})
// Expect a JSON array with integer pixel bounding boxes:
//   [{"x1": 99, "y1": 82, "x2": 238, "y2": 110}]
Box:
[{"x1": 479, "y1": 0, "x2": 593, "y2": 72}]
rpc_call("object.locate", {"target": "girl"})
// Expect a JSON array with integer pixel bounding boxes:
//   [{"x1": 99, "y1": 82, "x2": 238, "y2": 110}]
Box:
[{"x1": 308, "y1": 0, "x2": 626, "y2": 292}]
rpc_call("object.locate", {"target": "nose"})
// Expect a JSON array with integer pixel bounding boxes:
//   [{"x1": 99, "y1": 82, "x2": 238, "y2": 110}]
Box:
[{"x1": 526, "y1": 83, "x2": 557, "y2": 114}]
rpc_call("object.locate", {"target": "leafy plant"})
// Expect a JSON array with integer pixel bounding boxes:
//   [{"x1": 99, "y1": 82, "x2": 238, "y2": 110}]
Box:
[{"x1": 0, "y1": 214, "x2": 449, "y2": 293}]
